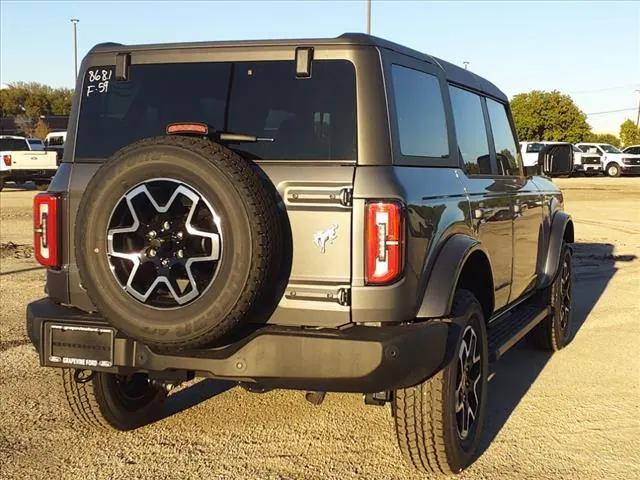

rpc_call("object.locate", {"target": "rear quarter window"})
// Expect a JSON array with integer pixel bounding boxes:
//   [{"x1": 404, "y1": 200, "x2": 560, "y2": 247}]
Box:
[{"x1": 390, "y1": 64, "x2": 449, "y2": 159}]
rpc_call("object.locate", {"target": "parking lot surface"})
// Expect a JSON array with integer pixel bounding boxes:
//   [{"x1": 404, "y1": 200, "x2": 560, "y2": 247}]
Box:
[{"x1": 1, "y1": 177, "x2": 639, "y2": 479}]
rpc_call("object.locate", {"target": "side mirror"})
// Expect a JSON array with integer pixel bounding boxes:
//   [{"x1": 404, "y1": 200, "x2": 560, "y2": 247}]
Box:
[{"x1": 538, "y1": 143, "x2": 574, "y2": 177}]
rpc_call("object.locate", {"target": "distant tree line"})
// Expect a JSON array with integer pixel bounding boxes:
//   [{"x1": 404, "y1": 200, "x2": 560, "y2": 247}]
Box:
[
  {"x1": 1, "y1": 82, "x2": 639, "y2": 147},
  {"x1": 0, "y1": 82, "x2": 73, "y2": 138},
  {"x1": 510, "y1": 90, "x2": 640, "y2": 148}
]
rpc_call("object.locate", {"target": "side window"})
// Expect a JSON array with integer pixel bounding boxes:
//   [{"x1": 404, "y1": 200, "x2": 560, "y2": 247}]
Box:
[
  {"x1": 486, "y1": 98, "x2": 521, "y2": 176},
  {"x1": 391, "y1": 64, "x2": 449, "y2": 158},
  {"x1": 449, "y1": 86, "x2": 491, "y2": 174}
]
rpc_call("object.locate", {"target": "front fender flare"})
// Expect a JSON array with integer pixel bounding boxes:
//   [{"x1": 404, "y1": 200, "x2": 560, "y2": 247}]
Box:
[{"x1": 417, "y1": 234, "x2": 487, "y2": 318}]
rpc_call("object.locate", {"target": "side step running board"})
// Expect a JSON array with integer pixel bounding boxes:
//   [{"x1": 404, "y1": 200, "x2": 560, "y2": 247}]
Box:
[{"x1": 488, "y1": 305, "x2": 551, "y2": 362}]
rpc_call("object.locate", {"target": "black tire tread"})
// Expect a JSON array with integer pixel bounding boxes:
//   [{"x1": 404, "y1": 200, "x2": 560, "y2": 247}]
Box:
[
  {"x1": 393, "y1": 289, "x2": 479, "y2": 475},
  {"x1": 532, "y1": 244, "x2": 571, "y2": 352},
  {"x1": 60, "y1": 369, "x2": 113, "y2": 430}
]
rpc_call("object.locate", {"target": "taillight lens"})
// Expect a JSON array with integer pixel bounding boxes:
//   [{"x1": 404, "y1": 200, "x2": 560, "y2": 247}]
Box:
[
  {"x1": 3, "y1": 154, "x2": 11, "y2": 166},
  {"x1": 33, "y1": 193, "x2": 60, "y2": 267},
  {"x1": 366, "y1": 201, "x2": 404, "y2": 285}
]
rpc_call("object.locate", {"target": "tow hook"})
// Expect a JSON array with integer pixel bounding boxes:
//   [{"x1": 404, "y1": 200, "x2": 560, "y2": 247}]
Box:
[
  {"x1": 364, "y1": 391, "x2": 392, "y2": 406},
  {"x1": 73, "y1": 369, "x2": 95, "y2": 384},
  {"x1": 305, "y1": 391, "x2": 326, "y2": 405}
]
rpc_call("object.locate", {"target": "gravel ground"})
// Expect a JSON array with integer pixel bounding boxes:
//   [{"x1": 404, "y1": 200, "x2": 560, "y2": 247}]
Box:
[{"x1": 1, "y1": 177, "x2": 639, "y2": 479}]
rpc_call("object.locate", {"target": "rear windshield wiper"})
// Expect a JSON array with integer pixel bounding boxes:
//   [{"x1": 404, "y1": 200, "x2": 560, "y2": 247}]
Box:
[
  {"x1": 165, "y1": 123, "x2": 274, "y2": 144},
  {"x1": 218, "y1": 132, "x2": 274, "y2": 143}
]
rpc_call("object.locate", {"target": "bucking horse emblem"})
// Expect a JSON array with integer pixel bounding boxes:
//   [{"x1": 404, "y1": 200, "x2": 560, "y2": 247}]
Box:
[{"x1": 313, "y1": 224, "x2": 338, "y2": 254}]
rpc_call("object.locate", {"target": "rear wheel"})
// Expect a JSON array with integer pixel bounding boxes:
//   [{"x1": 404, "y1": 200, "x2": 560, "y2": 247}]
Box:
[
  {"x1": 532, "y1": 243, "x2": 573, "y2": 351},
  {"x1": 606, "y1": 163, "x2": 621, "y2": 177},
  {"x1": 61, "y1": 369, "x2": 166, "y2": 430},
  {"x1": 392, "y1": 289, "x2": 488, "y2": 474}
]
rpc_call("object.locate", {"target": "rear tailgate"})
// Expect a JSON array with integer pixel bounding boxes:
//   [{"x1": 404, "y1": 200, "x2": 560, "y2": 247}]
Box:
[
  {"x1": 259, "y1": 164, "x2": 354, "y2": 327},
  {"x1": 10, "y1": 151, "x2": 57, "y2": 170}
]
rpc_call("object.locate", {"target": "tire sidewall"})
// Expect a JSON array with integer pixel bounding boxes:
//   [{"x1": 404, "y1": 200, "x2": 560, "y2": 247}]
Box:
[
  {"x1": 76, "y1": 139, "x2": 257, "y2": 347},
  {"x1": 606, "y1": 163, "x2": 620, "y2": 177},
  {"x1": 442, "y1": 294, "x2": 488, "y2": 472},
  {"x1": 93, "y1": 373, "x2": 166, "y2": 430}
]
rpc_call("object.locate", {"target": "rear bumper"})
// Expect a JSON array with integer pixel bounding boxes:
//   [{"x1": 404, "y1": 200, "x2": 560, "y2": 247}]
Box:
[
  {"x1": 27, "y1": 298, "x2": 451, "y2": 393},
  {"x1": 621, "y1": 165, "x2": 640, "y2": 174},
  {"x1": 575, "y1": 164, "x2": 602, "y2": 171},
  {"x1": 8, "y1": 169, "x2": 56, "y2": 180}
]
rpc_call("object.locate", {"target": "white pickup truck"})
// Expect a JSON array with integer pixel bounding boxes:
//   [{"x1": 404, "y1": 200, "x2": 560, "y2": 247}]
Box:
[
  {"x1": 520, "y1": 141, "x2": 603, "y2": 176},
  {"x1": 0, "y1": 136, "x2": 58, "y2": 190}
]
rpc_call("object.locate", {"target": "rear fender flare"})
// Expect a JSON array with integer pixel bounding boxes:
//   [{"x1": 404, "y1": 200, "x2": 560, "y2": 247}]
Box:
[
  {"x1": 540, "y1": 211, "x2": 574, "y2": 288},
  {"x1": 417, "y1": 234, "x2": 490, "y2": 318}
]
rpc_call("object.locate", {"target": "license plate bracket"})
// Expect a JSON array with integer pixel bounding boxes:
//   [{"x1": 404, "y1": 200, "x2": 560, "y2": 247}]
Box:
[{"x1": 47, "y1": 324, "x2": 115, "y2": 368}]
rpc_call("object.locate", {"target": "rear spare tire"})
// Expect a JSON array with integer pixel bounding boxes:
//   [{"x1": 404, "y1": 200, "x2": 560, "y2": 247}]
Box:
[{"x1": 75, "y1": 136, "x2": 282, "y2": 350}]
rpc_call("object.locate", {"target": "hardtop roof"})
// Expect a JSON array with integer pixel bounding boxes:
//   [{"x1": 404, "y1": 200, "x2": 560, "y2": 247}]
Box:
[{"x1": 89, "y1": 33, "x2": 508, "y2": 102}]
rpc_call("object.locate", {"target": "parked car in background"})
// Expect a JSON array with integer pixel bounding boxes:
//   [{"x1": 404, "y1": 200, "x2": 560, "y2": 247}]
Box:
[
  {"x1": 575, "y1": 142, "x2": 640, "y2": 177},
  {"x1": 44, "y1": 131, "x2": 67, "y2": 163},
  {"x1": 0, "y1": 135, "x2": 58, "y2": 190},
  {"x1": 520, "y1": 141, "x2": 600, "y2": 176},
  {"x1": 520, "y1": 141, "x2": 548, "y2": 173},
  {"x1": 622, "y1": 145, "x2": 640, "y2": 155},
  {"x1": 572, "y1": 144, "x2": 602, "y2": 175}
]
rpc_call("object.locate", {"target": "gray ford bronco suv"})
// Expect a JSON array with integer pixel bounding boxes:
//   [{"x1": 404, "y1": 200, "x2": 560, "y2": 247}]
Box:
[{"x1": 27, "y1": 34, "x2": 575, "y2": 475}]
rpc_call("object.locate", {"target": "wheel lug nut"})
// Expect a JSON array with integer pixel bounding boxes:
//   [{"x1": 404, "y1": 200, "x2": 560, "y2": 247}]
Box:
[
  {"x1": 161, "y1": 259, "x2": 169, "y2": 267},
  {"x1": 148, "y1": 248, "x2": 157, "y2": 257},
  {"x1": 176, "y1": 231, "x2": 183, "y2": 240},
  {"x1": 177, "y1": 249, "x2": 184, "y2": 259},
  {"x1": 162, "y1": 221, "x2": 170, "y2": 231},
  {"x1": 148, "y1": 230, "x2": 157, "y2": 239}
]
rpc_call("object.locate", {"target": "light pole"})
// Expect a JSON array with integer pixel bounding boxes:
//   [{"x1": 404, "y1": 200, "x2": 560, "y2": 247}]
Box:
[
  {"x1": 71, "y1": 18, "x2": 79, "y2": 81},
  {"x1": 366, "y1": 0, "x2": 371, "y2": 34},
  {"x1": 635, "y1": 89, "x2": 640, "y2": 128}
]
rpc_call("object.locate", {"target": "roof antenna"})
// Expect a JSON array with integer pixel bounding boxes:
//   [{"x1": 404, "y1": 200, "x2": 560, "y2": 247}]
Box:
[
  {"x1": 366, "y1": 0, "x2": 372, "y2": 34},
  {"x1": 463, "y1": 61, "x2": 470, "y2": 70}
]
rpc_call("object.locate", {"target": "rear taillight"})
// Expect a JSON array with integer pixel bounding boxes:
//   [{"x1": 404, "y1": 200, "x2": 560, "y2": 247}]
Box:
[
  {"x1": 33, "y1": 193, "x2": 60, "y2": 267},
  {"x1": 3, "y1": 154, "x2": 11, "y2": 166},
  {"x1": 366, "y1": 201, "x2": 404, "y2": 285}
]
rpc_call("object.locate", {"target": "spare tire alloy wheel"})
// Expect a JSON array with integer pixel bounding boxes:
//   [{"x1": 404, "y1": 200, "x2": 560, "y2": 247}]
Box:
[
  {"x1": 107, "y1": 179, "x2": 222, "y2": 309},
  {"x1": 75, "y1": 136, "x2": 282, "y2": 350}
]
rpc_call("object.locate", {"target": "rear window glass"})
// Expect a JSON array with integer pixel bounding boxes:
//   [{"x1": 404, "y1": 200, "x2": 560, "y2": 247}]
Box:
[
  {"x1": 76, "y1": 60, "x2": 357, "y2": 161},
  {"x1": 27, "y1": 139, "x2": 44, "y2": 150},
  {"x1": 0, "y1": 138, "x2": 29, "y2": 151}
]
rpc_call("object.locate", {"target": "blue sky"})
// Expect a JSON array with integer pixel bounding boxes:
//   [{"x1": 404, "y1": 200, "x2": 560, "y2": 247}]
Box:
[{"x1": 1, "y1": 1, "x2": 638, "y2": 134}]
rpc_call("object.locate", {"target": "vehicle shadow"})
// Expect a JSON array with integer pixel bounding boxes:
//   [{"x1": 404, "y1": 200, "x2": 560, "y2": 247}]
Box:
[
  {"x1": 476, "y1": 242, "x2": 637, "y2": 457},
  {"x1": 158, "y1": 378, "x2": 236, "y2": 420}
]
